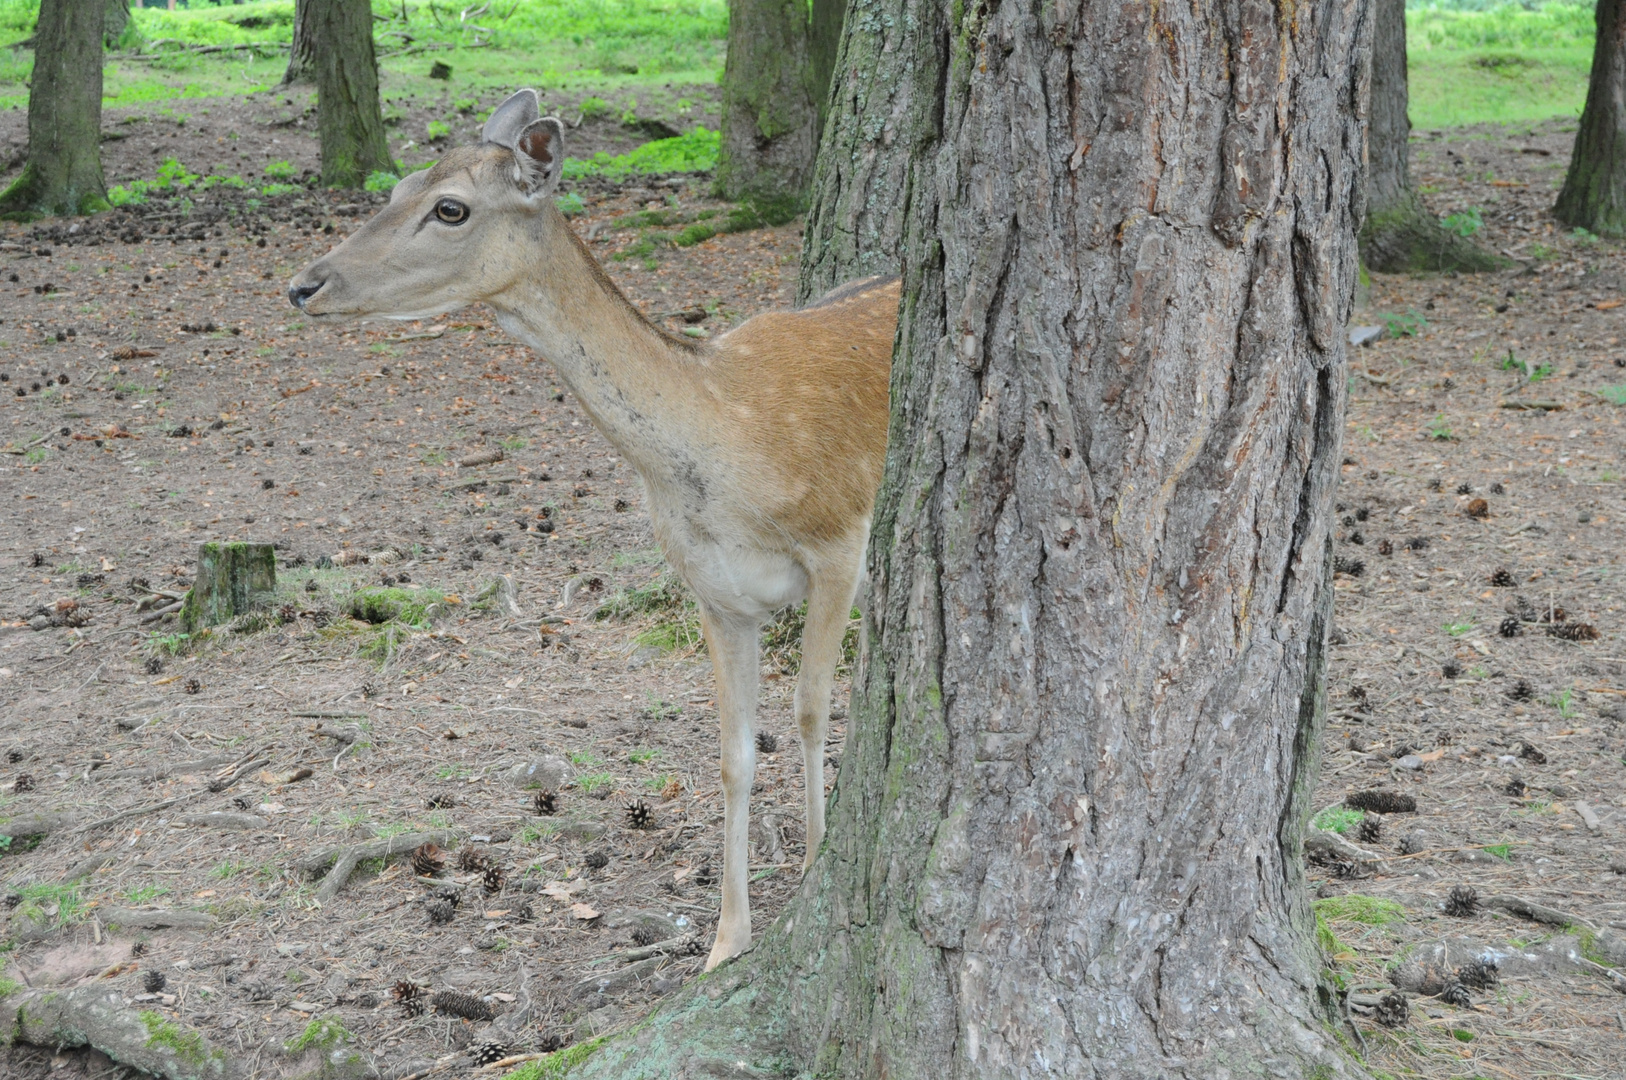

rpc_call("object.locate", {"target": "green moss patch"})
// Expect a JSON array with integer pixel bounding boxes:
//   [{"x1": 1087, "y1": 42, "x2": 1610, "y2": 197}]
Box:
[{"x1": 346, "y1": 587, "x2": 441, "y2": 627}]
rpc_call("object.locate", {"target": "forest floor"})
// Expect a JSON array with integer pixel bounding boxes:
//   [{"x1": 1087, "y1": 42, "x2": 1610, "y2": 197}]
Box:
[{"x1": 0, "y1": 95, "x2": 1621, "y2": 1078}]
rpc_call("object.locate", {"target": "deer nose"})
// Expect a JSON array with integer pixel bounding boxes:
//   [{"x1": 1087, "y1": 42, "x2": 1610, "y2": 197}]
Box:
[{"x1": 288, "y1": 281, "x2": 323, "y2": 309}]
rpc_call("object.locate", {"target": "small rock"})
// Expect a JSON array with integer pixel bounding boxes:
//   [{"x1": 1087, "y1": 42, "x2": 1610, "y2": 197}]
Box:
[
  {"x1": 506, "y1": 755, "x2": 571, "y2": 791},
  {"x1": 1348, "y1": 325, "x2": 1386, "y2": 347},
  {"x1": 1396, "y1": 754, "x2": 1424, "y2": 771}
]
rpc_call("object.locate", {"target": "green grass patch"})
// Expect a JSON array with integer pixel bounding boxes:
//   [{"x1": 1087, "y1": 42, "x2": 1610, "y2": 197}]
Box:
[
  {"x1": 13, "y1": 882, "x2": 83, "y2": 928},
  {"x1": 564, "y1": 127, "x2": 718, "y2": 181},
  {"x1": 1312, "y1": 806, "x2": 1365, "y2": 835},
  {"x1": 577, "y1": 771, "x2": 615, "y2": 796},
  {"x1": 1481, "y1": 843, "x2": 1513, "y2": 861},
  {"x1": 139, "y1": 1011, "x2": 220, "y2": 1069},
  {"x1": 1314, "y1": 894, "x2": 1406, "y2": 927},
  {"x1": 505, "y1": 1036, "x2": 607, "y2": 1080},
  {"x1": 285, "y1": 1016, "x2": 353, "y2": 1054},
  {"x1": 1595, "y1": 385, "x2": 1626, "y2": 405}
]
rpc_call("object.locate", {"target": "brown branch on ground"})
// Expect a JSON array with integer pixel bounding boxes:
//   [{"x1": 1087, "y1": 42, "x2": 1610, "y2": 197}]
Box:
[{"x1": 297, "y1": 829, "x2": 461, "y2": 904}]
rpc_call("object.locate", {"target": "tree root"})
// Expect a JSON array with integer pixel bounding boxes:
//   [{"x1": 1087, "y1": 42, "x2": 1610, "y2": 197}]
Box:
[
  {"x1": 0, "y1": 984, "x2": 234, "y2": 1079},
  {"x1": 1360, "y1": 194, "x2": 1506, "y2": 274},
  {"x1": 297, "y1": 829, "x2": 460, "y2": 904}
]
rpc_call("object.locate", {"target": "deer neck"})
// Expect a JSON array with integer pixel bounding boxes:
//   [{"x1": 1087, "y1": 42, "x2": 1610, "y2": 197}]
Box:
[{"x1": 486, "y1": 212, "x2": 704, "y2": 480}]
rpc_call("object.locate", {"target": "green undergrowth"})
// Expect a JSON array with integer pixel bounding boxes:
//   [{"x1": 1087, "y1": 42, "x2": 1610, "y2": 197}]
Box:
[
  {"x1": 1314, "y1": 894, "x2": 1406, "y2": 927},
  {"x1": 0, "y1": 0, "x2": 729, "y2": 112},
  {"x1": 139, "y1": 1010, "x2": 223, "y2": 1070},
  {"x1": 12, "y1": 882, "x2": 83, "y2": 929},
  {"x1": 595, "y1": 573, "x2": 703, "y2": 654},
  {"x1": 564, "y1": 126, "x2": 718, "y2": 181},
  {"x1": 1311, "y1": 806, "x2": 1365, "y2": 834},
  {"x1": 347, "y1": 586, "x2": 443, "y2": 627},
  {"x1": 286, "y1": 1016, "x2": 353, "y2": 1054},
  {"x1": 505, "y1": 1036, "x2": 607, "y2": 1080},
  {"x1": 1406, "y1": 2, "x2": 1593, "y2": 128}
]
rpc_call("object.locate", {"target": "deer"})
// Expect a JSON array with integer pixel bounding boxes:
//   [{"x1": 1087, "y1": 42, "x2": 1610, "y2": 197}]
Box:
[{"x1": 287, "y1": 89, "x2": 897, "y2": 970}]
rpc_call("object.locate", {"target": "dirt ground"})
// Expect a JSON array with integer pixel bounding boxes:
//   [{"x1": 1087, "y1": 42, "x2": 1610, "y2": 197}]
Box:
[{"x1": 0, "y1": 100, "x2": 1622, "y2": 1077}]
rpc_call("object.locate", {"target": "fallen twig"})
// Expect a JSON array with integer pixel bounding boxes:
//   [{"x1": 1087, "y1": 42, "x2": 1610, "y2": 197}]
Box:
[
  {"x1": 298, "y1": 829, "x2": 461, "y2": 904},
  {"x1": 96, "y1": 751, "x2": 237, "y2": 782}
]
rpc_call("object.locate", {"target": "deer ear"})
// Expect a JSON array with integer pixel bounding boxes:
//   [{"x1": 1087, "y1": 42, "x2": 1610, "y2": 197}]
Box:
[
  {"x1": 482, "y1": 88, "x2": 540, "y2": 147},
  {"x1": 513, "y1": 117, "x2": 565, "y2": 198},
  {"x1": 388, "y1": 167, "x2": 431, "y2": 205}
]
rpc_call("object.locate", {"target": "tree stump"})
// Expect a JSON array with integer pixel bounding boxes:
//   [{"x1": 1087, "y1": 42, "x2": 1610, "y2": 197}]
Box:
[{"x1": 179, "y1": 542, "x2": 276, "y2": 633}]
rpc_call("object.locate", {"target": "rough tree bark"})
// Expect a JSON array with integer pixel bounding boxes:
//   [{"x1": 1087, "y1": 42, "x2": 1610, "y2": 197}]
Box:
[
  {"x1": 795, "y1": 0, "x2": 943, "y2": 302},
  {"x1": 807, "y1": 0, "x2": 844, "y2": 140},
  {"x1": 1361, "y1": 0, "x2": 1502, "y2": 272},
  {"x1": 0, "y1": 0, "x2": 108, "y2": 219},
  {"x1": 104, "y1": 0, "x2": 131, "y2": 50},
  {"x1": 714, "y1": 0, "x2": 819, "y2": 208},
  {"x1": 576, "y1": 0, "x2": 1372, "y2": 1076},
  {"x1": 312, "y1": 0, "x2": 393, "y2": 188},
  {"x1": 1556, "y1": 0, "x2": 1626, "y2": 236},
  {"x1": 281, "y1": 0, "x2": 316, "y2": 86}
]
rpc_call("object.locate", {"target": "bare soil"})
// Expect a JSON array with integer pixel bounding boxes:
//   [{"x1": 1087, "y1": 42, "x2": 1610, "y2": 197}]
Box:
[{"x1": 0, "y1": 105, "x2": 1622, "y2": 1078}]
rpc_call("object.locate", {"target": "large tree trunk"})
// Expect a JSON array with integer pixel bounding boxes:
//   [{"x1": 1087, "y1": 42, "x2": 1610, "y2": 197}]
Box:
[
  {"x1": 1361, "y1": 0, "x2": 1502, "y2": 271},
  {"x1": 281, "y1": 0, "x2": 316, "y2": 86},
  {"x1": 0, "y1": 0, "x2": 108, "y2": 219},
  {"x1": 1556, "y1": 0, "x2": 1626, "y2": 236},
  {"x1": 807, "y1": 0, "x2": 844, "y2": 141},
  {"x1": 576, "y1": 0, "x2": 1371, "y2": 1076},
  {"x1": 714, "y1": 0, "x2": 818, "y2": 208},
  {"x1": 313, "y1": 0, "x2": 393, "y2": 188},
  {"x1": 795, "y1": 0, "x2": 940, "y2": 302},
  {"x1": 104, "y1": 0, "x2": 130, "y2": 50}
]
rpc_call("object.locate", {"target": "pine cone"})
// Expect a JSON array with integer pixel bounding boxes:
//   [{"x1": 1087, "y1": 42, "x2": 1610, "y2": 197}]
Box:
[
  {"x1": 11, "y1": 773, "x2": 34, "y2": 793},
  {"x1": 754, "y1": 731, "x2": 779, "y2": 754},
  {"x1": 410, "y1": 842, "x2": 446, "y2": 878},
  {"x1": 425, "y1": 792, "x2": 455, "y2": 809},
  {"x1": 532, "y1": 789, "x2": 557, "y2": 815},
  {"x1": 586, "y1": 849, "x2": 609, "y2": 870},
  {"x1": 143, "y1": 970, "x2": 167, "y2": 993},
  {"x1": 1517, "y1": 741, "x2": 1546, "y2": 764},
  {"x1": 482, "y1": 865, "x2": 505, "y2": 894},
  {"x1": 1456, "y1": 958, "x2": 1499, "y2": 990},
  {"x1": 1503, "y1": 777, "x2": 1526, "y2": 798},
  {"x1": 1345, "y1": 790, "x2": 1416, "y2": 815},
  {"x1": 430, "y1": 989, "x2": 494, "y2": 1021},
  {"x1": 1507, "y1": 679, "x2": 1534, "y2": 702},
  {"x1": 456, "y1": 846, "x2": 492, "y2": 873},
  {"x1": 1376, "y1": 538, "x2": 1393, "y2": 556},
  {"x1": 1436, "y1": 979, "x2": 1472, "y2": 1007},
  {"x1": 1373, "y1": 991, "x2": 1409, "y2": 1028},
  {"x1": 391, "y1": 979, "x2": 423, "y2": 1004},
  {"x1": 471, "y1": 1041, "x2": 511, "y2": 1066},
  {"x1": 1332, "y1": 555, "x2": 1365, "y2": 577},
  {"x1": 1547, "y1": 622, "x2": 1599, "y2": 641},
  {"x1": 1356, "y1": 815, "x2": 1382, "y2": 845},
  {"x1": 1498, "y1": 616, "x2": 1523, "y2": 638},
  {"x1": 426, "y1": 898, "x2": 456, "y2": 925},
  {"x1": 1489, "y1": 568, "x2": 1515, "y2": 587},
  {"x1": 1444, "y1": 884, "x2": 1479, "y2": 918},
  {"x1": 625, "y1": 799, "x2": 654, "y2": 829}
]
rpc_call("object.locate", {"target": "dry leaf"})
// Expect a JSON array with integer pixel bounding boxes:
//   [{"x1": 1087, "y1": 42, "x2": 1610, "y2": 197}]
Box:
[
  {"x1": 570, "y1": 902, "x2": 600, "y2": 921},
  {"x1": 1417, "y1": 748, "x2": 1446, "y2": 763},
  {"x1": 483, "y1": 910, "x2": 512, "y2": 919},
  {"x1": 1596, "y1": 299, "x2": 1623, "y2": 311}
]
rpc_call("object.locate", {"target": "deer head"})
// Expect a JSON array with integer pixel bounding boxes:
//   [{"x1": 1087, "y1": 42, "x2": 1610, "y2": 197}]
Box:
[{"x1": 287, "y1": 89, "x2": 566, "y2": 321}]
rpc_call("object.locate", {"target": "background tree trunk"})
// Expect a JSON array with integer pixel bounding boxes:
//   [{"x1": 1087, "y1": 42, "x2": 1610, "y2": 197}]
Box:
[
  {"x1": 576, "y1": 0, "x2": 1371, "y2": 1076},
  {"x1": 714, "y1": 0, "x2": 818, "y2": 208},
  {"x1": 282, "y1": 0, "x2": 317, "y2": 86},
  {"x1": 104, "y1": 0, "x2": 130, "y2": 50},
  {"x1": 1361, "y1": 0, "x2": 1502, "y2": 271},
  {"x1": 807, "y1": 0, "x2": 844, "y2": 141},
  {"x1": 313, "y1": 0, "x2": 393, "y2": 188},
  {"x1": 1556, "y1": 0, "x2": 1626, "y2": 236},
  {"x1": 0, "y1": 0, "x2": 107, "y2": 219},
  {"x1": 795, "y1": 0, "x2": 942, "y2": 302}
]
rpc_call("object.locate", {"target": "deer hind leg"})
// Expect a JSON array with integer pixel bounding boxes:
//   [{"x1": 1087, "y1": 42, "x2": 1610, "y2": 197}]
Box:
[
  {"x1": 697, "y1": 603, "x2": 761, "y2": 971},
  {"x1": 794, "y1": 563, "x2": 861, "y2": 874}
]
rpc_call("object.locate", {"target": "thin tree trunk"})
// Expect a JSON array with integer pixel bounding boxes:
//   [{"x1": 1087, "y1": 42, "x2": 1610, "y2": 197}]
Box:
[
  {"x1": 795, "y1": 0, "x2": 940, "y2": 302},
  {"x1": 0, "y1": 0, "x2": 107, "y2": 219},
  {"x1": 807, "y1": 0, "x2": 843, "y2": 141},
  {"x1": 576, "y1": 0, "x2": 1372, "y2": 1076},
  {"x1": 715, "y1": 0, "x2": 818, "y2": 209},
  {"x1": 104, "y1": 0, "x2": 130, "y2": 50},
  {"x1": 313, "y1": 0, "x2": 393, "y2": 189},
  {"x1": 282, "y1": 0, "x2": 317, "y2": 86},
  {"x1": 1556, "y1": 0, "x2": 1626, "y2": 236},
  {"x1": 1361, "y1": 0, "x2": 1502, "y2": 271}
]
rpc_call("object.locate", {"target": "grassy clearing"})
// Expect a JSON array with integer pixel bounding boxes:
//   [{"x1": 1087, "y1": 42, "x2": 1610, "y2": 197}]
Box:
[
  {"x1": 1314, "y1": 894, "x2": 1407, "y2": 927},
  {"x1": 1406, "y1": 2, "x2": 1593, "y2": 129},
  {"x1": 0, "y1": 0, "x2": 728, "y2": 112}
]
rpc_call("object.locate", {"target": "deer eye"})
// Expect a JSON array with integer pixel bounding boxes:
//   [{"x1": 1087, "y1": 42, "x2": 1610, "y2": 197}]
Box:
[{"x1": 434, "y1": 198, "x2": 469, "y2": 225}]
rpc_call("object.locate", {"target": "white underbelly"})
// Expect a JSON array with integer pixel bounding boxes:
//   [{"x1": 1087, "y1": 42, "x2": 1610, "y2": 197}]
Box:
[{"x1": 673, "y1": 541, "x2": 808, "y2": 620}]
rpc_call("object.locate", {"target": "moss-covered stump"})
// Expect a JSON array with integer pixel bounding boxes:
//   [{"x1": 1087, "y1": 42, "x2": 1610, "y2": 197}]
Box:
[
  {"x1": 1360, "y1": 195, "x2": 1507, "y2": 274},
  {"x1": 1, "y1": 985, "x2": 232, "y2": 1079},
  {"x1": 179, "y1": 542, "x2": 276, "y2": 634}
]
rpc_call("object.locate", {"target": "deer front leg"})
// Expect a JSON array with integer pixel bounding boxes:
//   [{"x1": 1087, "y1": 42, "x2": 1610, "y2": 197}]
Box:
[
  {"x1": 794, "y1": 568, "x2": 859, "y2": 874},
  {"x1": 697, "y1": 604, "x2": 761, "y2": 971}
]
